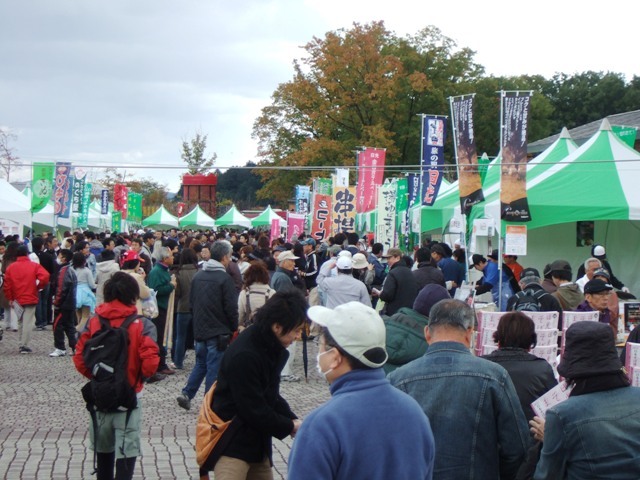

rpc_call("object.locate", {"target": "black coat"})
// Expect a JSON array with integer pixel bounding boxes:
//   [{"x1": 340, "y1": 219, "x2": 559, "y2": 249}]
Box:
[
  {"x1": 379, "y1": 262, "x2": 419, "y2": 316},
  {"x1": 482, "y1": 348, "x2": 557, "y2": 422},
  {"x1": 506, "y1": 283, "x2": 563, "y2": 315},
  {"x1": 213, "y1": 325, "x2": 297, "y2": 463},
  {"x1": 412, "y1": 262, "x2": 446, "y2": 292}
]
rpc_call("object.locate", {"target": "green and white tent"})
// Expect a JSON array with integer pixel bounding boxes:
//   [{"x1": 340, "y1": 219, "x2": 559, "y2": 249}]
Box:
[
  {"x1": 88, "y1": 199, "x2": 113, "y2": 230},
  {"x1": 142, "y1": 205, "x2": 179, "y2": 229},
  {"x1": 250, "y1": 205, "x2": 281, "y2": 228},
  {"x1": 216, "y1": 204, "x2": 251, "y2": 229},
  {"x1": 179, "y1": 204, "x2": 216, "y2": 229}
]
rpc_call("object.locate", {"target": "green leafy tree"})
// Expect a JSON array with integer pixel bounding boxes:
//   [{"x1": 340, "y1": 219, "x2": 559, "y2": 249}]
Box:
[
  {"x1": 252, "y1": 21, "x2": 484, "y2": 203},
  {"x1": 182, "y1": 132, "x2": 217, "y2": 175},
  {"x1": 216, "y1": 162, "x2": 271, "y2": 210},
  {"x1": 99, "y1": 168, "x2": 169, "y2": 207}
]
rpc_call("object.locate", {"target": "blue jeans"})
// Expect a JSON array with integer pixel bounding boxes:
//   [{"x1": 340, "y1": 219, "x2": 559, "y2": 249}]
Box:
[
  {"x1": 182, "y1": 337, "x2": 224, "y2": 400},
  {"x1": 173, "y1": 312, "x2": 192, "y2": 369}
]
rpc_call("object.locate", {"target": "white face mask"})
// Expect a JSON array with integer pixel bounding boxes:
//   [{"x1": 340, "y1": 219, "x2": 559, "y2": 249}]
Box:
[
  {"x1": 56, "y1": 258, "x2": 63, "y2": 265},
  {"x1": 316, "y1": 348, "x2": 335, "y2": 380}
]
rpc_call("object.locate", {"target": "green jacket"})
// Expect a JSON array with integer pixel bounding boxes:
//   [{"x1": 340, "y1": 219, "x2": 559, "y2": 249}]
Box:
[
  {"x1": 147, "y1": 262, "x2": 174, "y2": 310},
  {"x1": 382, "y1": 307, "x2": 429, "y2": 374}
]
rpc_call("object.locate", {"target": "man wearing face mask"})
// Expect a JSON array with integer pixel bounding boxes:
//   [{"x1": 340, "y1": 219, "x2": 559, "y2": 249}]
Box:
[{"x1": 288, "y1": 302, "x2": 435, "y2": 480}]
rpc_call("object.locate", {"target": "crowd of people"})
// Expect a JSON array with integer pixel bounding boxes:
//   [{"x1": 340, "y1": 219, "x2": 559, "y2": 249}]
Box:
[{"x1": 1, "y1": 227, "x2": 639, "y2": 479}]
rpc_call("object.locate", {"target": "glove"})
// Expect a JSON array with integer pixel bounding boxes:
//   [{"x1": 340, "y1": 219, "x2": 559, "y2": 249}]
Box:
[{"x1": 622, "y1": 286, "x2": 630, "y2": 293}]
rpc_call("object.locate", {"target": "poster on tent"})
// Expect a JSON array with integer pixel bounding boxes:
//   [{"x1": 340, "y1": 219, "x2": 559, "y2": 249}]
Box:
[
  {"x1": 310, "y1": 194, "x2": 332, "y2": 242},
  {"x1": 295, "y1": 185, "x2": 310, "y2": 215},
  {"x1": 31, "y1": 162, "x2": 55, "y2": 214},
  {"x1": 421, "y1": 115, "x2": 446, "y2": 206},
  {"x1": 450, "y1": 95, "x2": 484, "y2": 215},
  {"x1": 287, "y1": 213, "x2": 306, "y2": 242},
  {"x1": 356, "y1": 147, "x2": 385, "y2": 213},
  {"x1": 72, "y1": 168, "x2": 87, "y2": 213},
  {"x1": 77, "y1": 182, "x2": 92, "y2": 229},
  {"x1": 114, "y1": 184, "x2": 128, "y2": 220},
  {"x1": 500, "y1": 91, "x2": 532, "y2": 222},
  {"x1": 376, "y1": 180, "x2": 397, "y2": 254},
  {"x1": 332, "y1": 186, "x2": 356, "y2": 234},
  {"x1": 112, "y1": 211, "x2": 122, "y2": 233},
  {"x1": 53, "y1": 162, "x2": 73, "y2": 219},
  {"x1": 505, "y1": 225, "x2": 527, "y2": 255}
]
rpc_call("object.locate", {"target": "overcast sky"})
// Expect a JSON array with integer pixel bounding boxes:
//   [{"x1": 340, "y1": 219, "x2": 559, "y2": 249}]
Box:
[{"x1": 1, "y1": 0, "x2": 637, "y2": 192}]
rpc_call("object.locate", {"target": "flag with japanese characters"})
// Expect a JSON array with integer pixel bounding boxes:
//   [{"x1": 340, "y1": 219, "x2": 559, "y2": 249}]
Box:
[
  {"x1": 53, "y1": 162, "x2": 73, "y2": 219},
  {"x1": 356, "y1": 147, "x2": 385, "y2": 213},
  {"x1": 331, "y1": 186, "x2": 356, "y2": 234},
  {"x1": 310, "y1": 194, "x2": 332, "y2": 242},
  {"x1": 287, "y1": 213, "x2": 306, "y2": 242},
  {"x1": 31, "y1": 162, "x2": 55, "y2": 214},
  {"x1": 376, "y1": 179, "x2": 397, "y2": 254},
  {"x1": 421, "y1": 116, "x2": 446, "y2": 206},
  {"x1": 114, "y1": 184, "x2": 128, "y2": 220},
  {"x1": 72, "y1": 168, "x2": 86, "y2": 213},
  {"x1": 295, "y1": 185, "x2": 310, "y2": 215}
]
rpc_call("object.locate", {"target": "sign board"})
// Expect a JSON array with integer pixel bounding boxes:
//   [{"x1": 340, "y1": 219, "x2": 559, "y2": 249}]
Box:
[{"x1": 504, "y1": 225, "x2": 527, "y2": 255}]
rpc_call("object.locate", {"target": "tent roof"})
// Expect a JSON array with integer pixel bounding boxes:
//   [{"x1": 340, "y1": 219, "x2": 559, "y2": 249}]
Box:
[
  {"x1": 216, "y1": 205, "x2": 251, "y2": 228},
  {"x1": 250, "y1": 205, "x2": 282, "y2": 227},
  {"x1": 142, "y1": 205, "x2": 179, "y2": 229},
  {"x1": 179, "y1": 205, "x2": 216, "y2": 229}
]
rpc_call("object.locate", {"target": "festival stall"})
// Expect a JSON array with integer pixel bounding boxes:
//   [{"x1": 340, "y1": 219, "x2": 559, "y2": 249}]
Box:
[
  {"x1": 179, "y1": 204, "x2": 216, "y2": 230},
  {"x1": 250, "y1": 205, "x2": 281, "y2": 228},
  {"x1": 216, "y1": 204, "x2": 251, "y2": 229},
  {"x1": 142, "y1": 205, "x2": 179, "y2": 229}
]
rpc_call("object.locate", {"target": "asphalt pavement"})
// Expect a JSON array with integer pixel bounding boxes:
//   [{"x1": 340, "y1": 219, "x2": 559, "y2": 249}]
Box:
[{"x1": 0, "y1": 325, "x2": 331, "y2": 479}]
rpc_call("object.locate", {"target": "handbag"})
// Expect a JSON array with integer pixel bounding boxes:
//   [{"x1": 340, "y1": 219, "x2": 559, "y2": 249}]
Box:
[
  {"x1": 141, "y1": 289, "x2": 159, "y2": 319},
  {"x1": 196, "y1": 382, "x2": 239, "y2": 474}
]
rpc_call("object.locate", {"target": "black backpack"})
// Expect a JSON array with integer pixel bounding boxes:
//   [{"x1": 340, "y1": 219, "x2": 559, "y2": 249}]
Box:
[
  {"x1": 81, "y1": 313, "x2": 141, "y2": 413},
  {"x1": 512, "y1": 288, "x2": 547, "y2": 312}
]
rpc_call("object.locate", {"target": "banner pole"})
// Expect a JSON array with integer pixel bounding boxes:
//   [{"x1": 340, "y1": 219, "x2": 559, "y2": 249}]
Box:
[{"x1": 498, "y1": 90, "x2": 506, "y2": 306}]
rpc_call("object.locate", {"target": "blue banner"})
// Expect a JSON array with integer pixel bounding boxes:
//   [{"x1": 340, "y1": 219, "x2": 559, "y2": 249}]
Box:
[
  {"x1": 421, "y1": 115, "x2": 446, "y2": 206},
  {"x1": 101, "y1": 190, "x2": 109, "y2": 215},
  {"x1": 295, "y1": 185, "x2": 310, "y2": 215}
]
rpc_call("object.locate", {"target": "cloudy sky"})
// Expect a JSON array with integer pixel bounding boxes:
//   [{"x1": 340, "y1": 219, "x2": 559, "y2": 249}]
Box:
[{"x1": 1, "y1": 0, "x2": 637, "y2": 192}]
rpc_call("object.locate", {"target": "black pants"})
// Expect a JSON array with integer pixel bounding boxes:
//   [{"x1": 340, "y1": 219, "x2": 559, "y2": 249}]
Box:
[
  {"x1": 53, "y1": 309, "x2": 77, "y2": 351},
  {"x1": 96, "y1": 452, "x2": 136, "y2": 480},
  {"x1": 151, "y1": 308, "x2": 168, "y2": 370}
]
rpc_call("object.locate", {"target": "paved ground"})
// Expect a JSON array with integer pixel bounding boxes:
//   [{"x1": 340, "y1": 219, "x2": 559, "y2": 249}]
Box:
[{"x1": 0, "y1": 325, "x2": 330, "y2": 479}]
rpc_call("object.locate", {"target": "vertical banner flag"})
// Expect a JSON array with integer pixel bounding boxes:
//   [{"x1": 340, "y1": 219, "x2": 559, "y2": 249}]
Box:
[
  {"x1": 287, "y1": 213, "x2": 306, "y2": 242},
  {"x1": 500, "y1": 91, "x2": 533, "y2": 222},
  {"x1": 53, "y1": 162, "x2": 73, "y2": 219},
  {"x1": 78, "y1": 182, "x2": 92, "y2": 228},
  {"x1": 101, "y1": 190, "x2": 109, "y2": 215},
  {"x1": 407, "y1": 173, "x2": 420, "y2": 247},
  {"x1": 376, "y1": 180, "x2": 398, "y2": 254},
  {"x1": 31, "y1": 162, "x2": 55, "y2": 213},
  {"x1": 356, "y1": 147, "x2": 386, "y2": 213},
  {"x1": 315, "y1": 177, "x2": 333, "y2": 196},
  {"x1": 332, "y1": 186, "x2": 356, "y2": 234},
  {"x1": 72, "y1": 168, "x2": 86, "y2": 213},
  {"x1": 114, "y1": 184, "x2": 128, "y2": 220},
  {"x1": 335, "y1": 169, "x2": 349, "y2": 188},
  {"x1": 450, "y1": 95, "x2": 484, "y2": 215},
  {"x1": 396, "y1": 177, "x2": 408, "y2": 233},
  {"x1": 421, "y1": 116, "x2": 446, "y2": 206},
  {"x1": 112, "y1": 211, "x2": 122, "y2": 233},
  {"x1": 127, "y1": 192, "x2": 142, "y2": 222},
  {"x1": 295, "y1": 185, "x2": 310, "y2": 215},
  {"x1": 311, "y1": 194, "x2": 332, "y2": 242},
  {"x1": 176, "y1": 202, "x2": 186, "y2": 217},
  {"x1": 270, "y1": 218, "x2": 280, "y2": 241},
  {"x1": 612, "y1": 125, "x2": 638, "y2": 148}
]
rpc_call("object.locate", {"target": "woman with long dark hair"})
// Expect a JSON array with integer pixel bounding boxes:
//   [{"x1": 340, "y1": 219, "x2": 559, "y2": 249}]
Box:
[{"x1": 173, "y1": 248, "x2": 199, "y2": 369}]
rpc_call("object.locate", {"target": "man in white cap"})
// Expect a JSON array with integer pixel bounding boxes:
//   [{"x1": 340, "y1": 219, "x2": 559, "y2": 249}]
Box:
[
  {"x1": 316, "y1": 254, "x2": 371, "y2": 308},
  {"x1": 288, "y1": 302, "x2": 435, "y2": 479}
]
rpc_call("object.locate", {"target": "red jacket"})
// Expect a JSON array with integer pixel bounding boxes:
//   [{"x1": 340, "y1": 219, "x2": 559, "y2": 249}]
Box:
[
  {"x1": 73, "y1": 300, "x2": 159, "y2": 393},
  {"x1": 3, "y1": 256, "x2": 50, "y2": 306}
]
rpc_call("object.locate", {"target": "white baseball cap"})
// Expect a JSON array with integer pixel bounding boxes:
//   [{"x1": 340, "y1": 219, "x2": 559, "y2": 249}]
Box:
[
  {"x1": 278, "y1": 251, "x2": 299, "y2": 262},
  {"x1": 308, "y1": 302, "x2": 388, "y2": 368},
  {"x1": 337, "y1": 250, "x2": 352, "y2": 258},
  {"x1": 336, "y1": 256, "x2": 353, "y2": 269}
]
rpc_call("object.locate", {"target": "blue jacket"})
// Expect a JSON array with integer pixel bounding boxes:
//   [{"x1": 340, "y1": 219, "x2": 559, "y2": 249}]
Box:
[
  {"x1": 535, "y1": 386, "x2": 640, "y2": 480},
  {"x1": 288, "y1": 368, "x2": 435, "y2": 480},
  {"x1": 482, "y1": 261, "x2": 514, "y2": 311},
  {"x1": 388, "y1": 341, "x2": 530, "y2": 480}
]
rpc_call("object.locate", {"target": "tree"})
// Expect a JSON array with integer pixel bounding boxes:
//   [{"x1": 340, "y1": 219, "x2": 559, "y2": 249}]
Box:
[
  {"x1": 216, "y1": 162, "x2": 271, "y2": 210},
  {"x1": 0, "y1": 128, "x2": 21, "y2": 181},
  {"x1": 182, "y1": 132, "x2": 217, "y2": 175},
  {"x1": 99, "y1": 168, "x2": 169, "y2": 207},
  {"x1": 252, "y1": 22, "x2": 484, "y2": 203}
]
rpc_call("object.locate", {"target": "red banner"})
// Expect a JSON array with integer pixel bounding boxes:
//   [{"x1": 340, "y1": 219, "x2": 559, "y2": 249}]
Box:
[
  {"x1": 176, "y1": 202, "x2": 186, "y2": 217},
  {"x1": 287, "y1": 213, "x2": 306, "y2": 243},
  {"x1": 114, "y1": 184, "x2": 128, "y2": 219},
  {"x1": 310, "y1": 194, "x2": 332, "y2": 242},
  {"x1": 356, "y1": 148, "x2": 385, "y2": 213},
  {"x1": 270, "y1": 218, "x2": 281, "y2": 241}
]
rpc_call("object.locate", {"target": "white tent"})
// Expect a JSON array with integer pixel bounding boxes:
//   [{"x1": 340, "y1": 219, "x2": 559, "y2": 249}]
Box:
[{"x1": 0, "y1": 179, "x2": 31, "y2": 225}]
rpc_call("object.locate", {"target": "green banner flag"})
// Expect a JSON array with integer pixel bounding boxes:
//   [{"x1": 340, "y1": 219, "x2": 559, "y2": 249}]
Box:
[
  {"x1": 612, "y1": 126, "x2": 638, "y2": 148},
  {"x1": 77, "y1": 182, "x2": 92, "y2": 229},
  {"x1": 315, "y1": 178, "x2": 333, "y2": 196},
  {"x1": 478, "y1": 153, "x2": 491, "y2": 185},
  {"x1": 112, "y1": 211, "x2": 122, "y2": 232},
  {"x1": 127, "y1": 192, "x2": 142, "y2": 222},
  {"x1": 395, "y1": 177, "x2": 408, "y2": 230},
  {"x1": 31, "y1": 162, "x2": 55, "y2": 213}
]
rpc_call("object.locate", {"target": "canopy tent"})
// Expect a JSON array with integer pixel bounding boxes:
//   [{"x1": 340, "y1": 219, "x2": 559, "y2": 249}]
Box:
[
  {"x1": 87, "y1": 200, "x2": 113, "y2": 230},
  {"x1": 216, "y1": 204, "x2": 251, "y2": 228},
  {"x1": 142, "y1": 205, "x2": 179, "y2": 229},
  {"x1": 0, "y1": 179, "x2": 31, "y2": 226},
  {"x1": 21, "y1": 186, "x2": 73, "y2": 232},
  {"x1": 179, "y1": 204, "x2": 216, "y2": 229},
  {"x1": 250, "y1": 205, "x2": 282, "y2": 228}
]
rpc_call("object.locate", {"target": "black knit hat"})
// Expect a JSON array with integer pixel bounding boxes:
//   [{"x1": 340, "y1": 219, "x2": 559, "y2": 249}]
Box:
[{"x1": 557, "y1": 321, "x2": 622, "y2": 379}]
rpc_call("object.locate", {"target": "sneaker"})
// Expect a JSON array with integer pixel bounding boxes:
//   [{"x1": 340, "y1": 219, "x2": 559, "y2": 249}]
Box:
[
  {"x1": 49, "y1": 349, "x2": 67, "y2": 357},
  {"x1": 280, "y1": 374, "x2": 301, "y2": 383},
  {"x1": 36, "y1": 325, "x2": 46, "y2": 331},
  {"x1": 19, "y1": 346, "x2": 33, "y2": 354},
  {"x1": 176, "y1": 393, "x2": 191, "y2": 411},
  {"x1": 146, "y1": 373, "x2": 167, "y2": 384}
]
